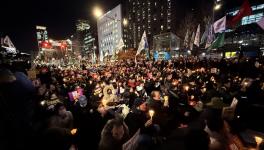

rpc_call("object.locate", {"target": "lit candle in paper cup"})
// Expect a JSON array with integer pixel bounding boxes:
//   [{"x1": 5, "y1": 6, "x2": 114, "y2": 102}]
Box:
[
  {"x1": 164, "y1": 95, "x2": 169, "y2": 101},
  {"x1": 164, "y1": 96, "x2": 169, "y2": 107},
  {"x1": 71, "y1": 128, "x2": 77, "y2": 135},
  {"x1": 244, "y1": 81, "x2": 248, "y2": 86},
  {"x1": 149, "y1": 110, "x2": 155, "y2": 120},
  {"x1": 201, "y1": 87, "x2": 207, "y2": 93},
  {"x1": 40, "y1": 101, "x2": 45, "y2": 106},
  {"x1": 184, "y1": 85, "x2": 189, "y2": 92},
  {"x1": 255, "y1": 136, "x2": 263, "y2": 146}
]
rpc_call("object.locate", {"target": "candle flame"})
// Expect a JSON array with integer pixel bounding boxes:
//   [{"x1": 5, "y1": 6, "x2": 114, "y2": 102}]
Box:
[
  {"x1": 255, "y1": 136, "x2": 263, "y2": 145},
  {"x1": 149, "y1": 110, "x2": 155, "y2": 119}
]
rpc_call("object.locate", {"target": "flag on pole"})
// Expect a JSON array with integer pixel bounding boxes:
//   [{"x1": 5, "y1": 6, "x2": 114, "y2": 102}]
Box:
[
  {"x1": 227, "y1": 0, "x2": 252, "y2": 28},
  {"x1": 208, "y1": 33, "x2": 225, "y2": 50},
  {"x1": 205, "y1": 24, "x2": 214, "y2": 49},
  {"x1": 200, "y1": 23, "x2": 209, "y2": 45},
  {"x1": 115, "y1": 38, "x2": 125, "y2": 54},
  {"x1": 184, "y1": 29, "x2": 189, "y2": 48},
  {"x1": 213, "y1": 16, "x2": 226, "y2": 33},
  {"x1": 92, "y1": 51, "x2": 97, "y2": 64},
  {"x1": 136, "y1": 31, "x2": 148, "y2": 56},
  {"x1": 189, "y1": 32, "x2": 195, "y2": 50},
  {"x1": 257, "y1": 17, "x2": 264, "y2": 30},
  {"x1": 104, "y1": 50, "x2": 109, "y2": 57},
  {"x1": 99, "y1": 50, "x2": 104, "y2": 62},
  {"x1": 194, "y1": 24, "x2": 201, "y2": 47}
]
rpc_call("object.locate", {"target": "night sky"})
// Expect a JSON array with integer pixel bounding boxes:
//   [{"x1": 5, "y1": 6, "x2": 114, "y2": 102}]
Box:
[{"x1": 0, "y1": 0, "x2": 258, "y2": 52}]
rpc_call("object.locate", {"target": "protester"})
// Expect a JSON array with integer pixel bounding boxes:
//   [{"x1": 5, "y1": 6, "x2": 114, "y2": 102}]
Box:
[
  {"x1": 99, "y1": 116, "x2": 129, "y2": 150},
  {"x1": 48, "y1": 102, "x2": 74, "y2": 129},
  {"x1": 1, "y1": 56, "x2": 264, "y2": 150}
]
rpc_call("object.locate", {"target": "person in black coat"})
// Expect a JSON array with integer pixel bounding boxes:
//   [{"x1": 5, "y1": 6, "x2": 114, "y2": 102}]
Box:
[{"x1": 125, "y1": 98, "x2": 152, "y2": 137}]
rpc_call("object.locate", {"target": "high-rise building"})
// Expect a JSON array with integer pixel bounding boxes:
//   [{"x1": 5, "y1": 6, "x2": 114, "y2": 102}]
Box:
[
  {"x1": 97, "y1": 4, "x2": 123, "y2": 61},
  {"x1": 36, "y1": 25, "x2": 48, "y2": 51},
  {"x1": 125, "y1": 0, "x2": 179, "y2": 49},
  {"x1": 74, "y1": 20, "x2": 97, "y2": 57}
]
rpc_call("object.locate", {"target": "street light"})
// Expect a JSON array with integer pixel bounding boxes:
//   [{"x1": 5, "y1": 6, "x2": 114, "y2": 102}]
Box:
[
  {"x1": 93, "y1": 6, "x2": 128, "y2": 63},
  {"x1": 93, "y1": 6, "x2": 103, "y2": 18},
  {"x1": 214, "y1": 3, "x2": 222, "y2": 10},
  {"x1": 93, "y1": 6, "x2": 128, "y2": 26}
]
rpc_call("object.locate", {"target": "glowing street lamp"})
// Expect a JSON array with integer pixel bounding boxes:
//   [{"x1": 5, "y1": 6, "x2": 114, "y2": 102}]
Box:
[
  {"x1": 93, "y1": 6, "x2": 103, "y2": 19},
  {"x1": 214, "y1": 3, "x2": 222, "y2": 10}
]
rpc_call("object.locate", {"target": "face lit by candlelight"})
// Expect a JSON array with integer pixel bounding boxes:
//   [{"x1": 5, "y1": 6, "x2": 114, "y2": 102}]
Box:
[{"x1": 112, "y1": 125, "x2": 125, "y2": 141}]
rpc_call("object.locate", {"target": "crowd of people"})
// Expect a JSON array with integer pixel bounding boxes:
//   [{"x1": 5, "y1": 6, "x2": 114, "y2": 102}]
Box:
[{"x1": 1, "y1": 56, "x2": 264, "y2": 150}]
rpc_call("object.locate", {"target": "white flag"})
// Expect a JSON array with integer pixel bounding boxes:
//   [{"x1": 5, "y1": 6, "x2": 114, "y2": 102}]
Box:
[
  {"x1": 184, "y1": 29, "x2": 189, "y2": 48},
  {"x1": 257, "y1": 16, "x2": 264, "y2": 30},
  {"x1": 200, "y1": 23, "x2": 209, "y2": 45},
  {"x1": 136, "y1": 31, "x2": 148, "y2": 56},
  {"x1": 205, "y1": 24, "x2": 214, "y2": 49},
  {"x1": 213, "y1": 16, "x2": 226, "y2": 33},
  {"x1": 189, "y1": 32, "x2": 195, "y2": 50},
  {"x1": 115, "y1": 38, "x2": 125, "y2": 54},
  {"x1": 194, "y1": 24, "x2": 200, "y2": 47},
  {"x1": 92, "y1": 51, "x2": 97, "y2": 64},
  {"x1": 104, "y1": 50, "x2": 109, "y2": 57},
  {"x1": 99, "y1": 50, "x2": 104, "y2": 62}
]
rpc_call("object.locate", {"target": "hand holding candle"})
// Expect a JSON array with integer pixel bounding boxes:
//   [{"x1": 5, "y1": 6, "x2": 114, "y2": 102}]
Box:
[{"x1": 164, "y1": 96, "x2": 169, "y2": 107}]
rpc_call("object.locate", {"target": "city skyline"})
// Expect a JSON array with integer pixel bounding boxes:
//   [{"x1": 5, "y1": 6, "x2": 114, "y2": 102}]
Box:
[{"x1": 0, "y1": 0, "x2": 260, "y2": 52}]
